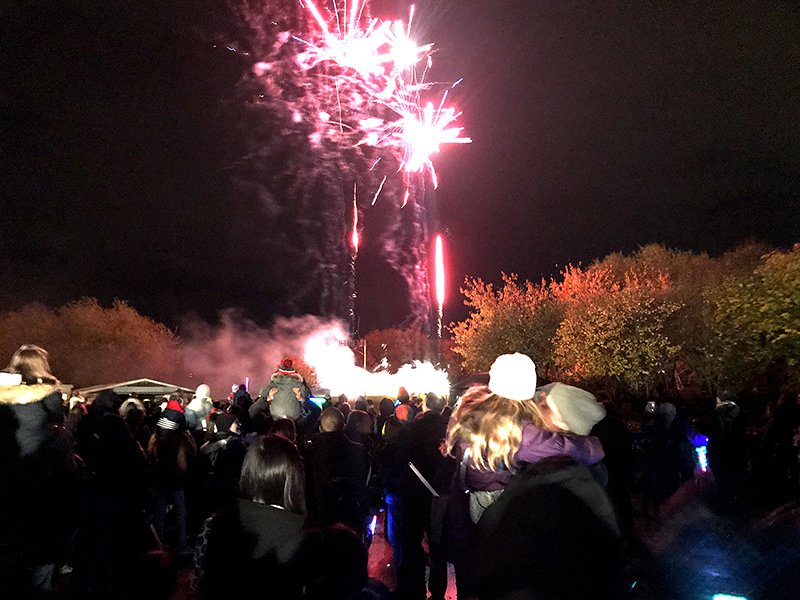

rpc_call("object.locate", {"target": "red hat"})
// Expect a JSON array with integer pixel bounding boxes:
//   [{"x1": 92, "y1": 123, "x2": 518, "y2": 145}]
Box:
[
  {"x1": 277, "y1": 358, "x2": 296, "y2": 375},
  {"x1": 156, "y1": 399, "x2": 186, "y2": 431}
]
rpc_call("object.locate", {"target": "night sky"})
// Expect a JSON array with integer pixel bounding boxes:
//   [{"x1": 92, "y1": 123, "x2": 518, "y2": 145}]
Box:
[{"x1": 3, "y1": 0, "x2": 799, "y2": 334}]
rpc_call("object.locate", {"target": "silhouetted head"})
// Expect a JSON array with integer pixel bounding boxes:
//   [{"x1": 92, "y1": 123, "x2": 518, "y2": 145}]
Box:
[
  {"x1": 239, "y1": 434, "x2": 306, "y2": 515},
  {"x1": 3, "y1": 344, "x2": 58, "y2": 385},
  {"x1": 320, "y1": 406, "x2": 345, "y2": 433}
]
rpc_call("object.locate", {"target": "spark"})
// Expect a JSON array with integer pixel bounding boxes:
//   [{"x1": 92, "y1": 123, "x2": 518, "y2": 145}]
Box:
[
  {"x1": 396, "y1": 98, "x2": 471, "y2": 188},
  {"x1": 371, "y1": 175, "x2": 387, "y2": 205}
]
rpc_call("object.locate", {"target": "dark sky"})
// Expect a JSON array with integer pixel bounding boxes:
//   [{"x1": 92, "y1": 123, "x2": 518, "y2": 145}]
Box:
[{"x1": 3, "y1": 0, "x2": 799, "y2": 334}]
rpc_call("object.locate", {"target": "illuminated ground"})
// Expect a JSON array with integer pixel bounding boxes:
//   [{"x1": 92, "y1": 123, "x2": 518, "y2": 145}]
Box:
[
  {"x1": 50, "y1": 471, "x2": 800, "y2": 598},
  {"x1": 364, "y1": 473, "x2": 800, "y2": 600}
]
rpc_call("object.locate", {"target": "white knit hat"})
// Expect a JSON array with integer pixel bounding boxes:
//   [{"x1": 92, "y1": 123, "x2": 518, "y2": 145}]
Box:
[
  {"x1": 538, "y1": 383, "x2": 606, "y2": 435},
  {"x1": 488, "y1": 353, "x2": 538, "y2": 401}
]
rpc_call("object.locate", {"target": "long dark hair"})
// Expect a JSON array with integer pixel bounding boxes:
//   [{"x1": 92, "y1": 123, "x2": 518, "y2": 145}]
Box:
[
  {"x1": 3, "y1": 344, "x2": 58, "y2": 385},
  {"x1": 239, "y1": 434, "x2": 306, "y2": 515}
]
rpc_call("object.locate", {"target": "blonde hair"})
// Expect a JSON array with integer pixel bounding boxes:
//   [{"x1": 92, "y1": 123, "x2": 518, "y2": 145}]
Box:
[{"x1": 443, "y1": 385, "x2": 545, "y2": 472}]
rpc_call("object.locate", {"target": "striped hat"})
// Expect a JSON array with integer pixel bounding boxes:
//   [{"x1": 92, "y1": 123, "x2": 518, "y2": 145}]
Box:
[
  {"x1": 277, "y1": 358, "x2": 296, "y2": 376},
  {"x1": 156, "y1": 398, "x2": 186, "y2": 431}
]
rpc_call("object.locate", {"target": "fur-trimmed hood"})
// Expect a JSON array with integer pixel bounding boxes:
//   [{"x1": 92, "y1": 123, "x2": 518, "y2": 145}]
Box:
[
  {"x1": 0, "y1": 383, "x2": 62, "y2": 406},
  {"x1": 0, "y1": 384, "x2": 64, "y2": 456}
]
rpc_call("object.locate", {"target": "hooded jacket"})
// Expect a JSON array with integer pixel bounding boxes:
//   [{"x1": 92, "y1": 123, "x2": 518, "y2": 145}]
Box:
[
  {"x1": 201, "y1": 498, "x2": 322, "y2": 600},
  {"x1": 261, "y1": 371, "x2": 308, "y2": 420},
  {"x1": 0, "y1": 383, "x2": 79, "y2": 573}
]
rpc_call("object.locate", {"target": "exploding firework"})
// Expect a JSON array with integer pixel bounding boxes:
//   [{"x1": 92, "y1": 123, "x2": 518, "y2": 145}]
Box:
[
  {"x1": 293, "y1": 0, "x2": 470, "y2": 196},
  {"x1": 248, "y1": 0, "x2": 468, "y2": 332}
]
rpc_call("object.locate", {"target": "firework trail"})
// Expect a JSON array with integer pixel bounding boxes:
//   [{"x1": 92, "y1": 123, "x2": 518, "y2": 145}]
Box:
[
  {"x1": 246, "y1": 0, "x2": 468, "y2": 329},
  {"x1": 434, "y1": 233, "x2": 445, "y2": 339},
  {"x1": 349, "y1": 189, "x2": 359, "y2": 336}
]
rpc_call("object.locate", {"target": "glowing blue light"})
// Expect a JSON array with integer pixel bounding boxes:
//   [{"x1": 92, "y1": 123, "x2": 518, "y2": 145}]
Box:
[
  {"x1": 369, "y1": 515, "x2": 378, "y2": 535},
  {"x1": 712, "y1": 595, "x2": 747, "y2": 600}
]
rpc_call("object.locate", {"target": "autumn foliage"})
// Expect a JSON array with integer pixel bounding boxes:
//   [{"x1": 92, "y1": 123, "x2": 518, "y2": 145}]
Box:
[
  {"x1": 452, "y1": 244, "x2": 800, "y2": 398},
  {"x1": 0, "y1": 298, "x2": 180, "y2": 387}
]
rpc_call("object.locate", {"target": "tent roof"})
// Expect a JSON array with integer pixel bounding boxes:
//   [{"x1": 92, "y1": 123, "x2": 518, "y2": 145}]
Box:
[{"x1": 76, "y1": 378, "x2": 194, "y2": 396}]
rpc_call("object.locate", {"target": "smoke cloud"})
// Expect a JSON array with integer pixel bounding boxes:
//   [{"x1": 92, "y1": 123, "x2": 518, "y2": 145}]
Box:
[
  {"x1": 179, "y1": 309, "x2": 449, "y2": 400},
  {"x1": 179, "y1": 310, "x2": 342, "y2": 398}
]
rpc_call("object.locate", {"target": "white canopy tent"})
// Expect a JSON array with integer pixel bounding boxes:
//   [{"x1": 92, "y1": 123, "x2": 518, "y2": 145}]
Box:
[{"x1": 76, "y1": 378, "x2": 194, "y2": 397}]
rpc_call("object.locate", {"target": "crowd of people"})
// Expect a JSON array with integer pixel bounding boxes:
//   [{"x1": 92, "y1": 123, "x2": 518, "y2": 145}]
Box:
[{"x1": 1, "y1": 344, "x2": 799, "y2": 600}]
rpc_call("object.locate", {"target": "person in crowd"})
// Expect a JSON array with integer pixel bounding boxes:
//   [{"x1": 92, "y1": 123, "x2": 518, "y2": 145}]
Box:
[
  {"x1": 708, "y1": 390, "x2": 748, "y2": 506},
  {"x1": 0, "y1": 345, "x2": 79, "y2": 597},
  {"x1": 305, "y1": 523, "x2": 379, "y2": 600},
  {"x1": 642, "y1": 401, "x2": 687, "y2": 502},
  {"x1": 391, "y1": 392, "x2": 454, "y2": 600},
  {"x1": 347, "y1": 409, "x2": 375, "y2": 451},
  {"x1": 409, "y1": 394, "x2": 424, "y2": 417},
  {"x1": 231, "y1": 383, "x2": 252, "y2": 410},
  {"x1": 120, "y1": 397, "x2": 151, "y2": 451},
  {"x1": 272, "y1": 415, "x2": 298, "y2": 444},
  {"x1": 534, "y1": 383, "x2": 609, "y2": 486},
  {"x1": 765, "y1": 389, "x2": 800, "y2": 497},
  {"x1": 185, "y1": 383, "x2": 214, "y2": 441},
  {"x1": 376, "y1": 397, "x2": 395, "y2": 438},
  {"x1": 376, "y1": 401, "x2": 409, "y2": 563},
  {"x1": 397, "y1": 387, "x2": 410, "y2": 406},
  {"x1": 297, "y1": 393, "x2": 323, "y2": 444},
  {"x1": 304, "y1": 407, "x2": 371, "y2": 536},
  {"x1": 147, "y1": 398, "x2": 197, "y2": 555},
  {"x1": 589, "y1": 397, "x2": 636, "y2": 546},
  {"x1": 469, "y1": 450, "x2": 629, "y2": 600},
  {"x1": 69, "y1": 390, "x2": 85, "y2": 410},
  {"x1": 67, "y1": 400, "x2": 88, "y2": 437},
  {"x1": 347, "y1": 408, "x2": 385, "y2": 534},
  {"x1": 354, "y1": 396, "x2": 369, "y2": 413},
  {"x1": 441, "y1": 353, "x2": 606, "y2": 596},
  {"x1": 261, "y1": 358, "x2": 308, "y2": 420},
  {"x1": 199, "y1": 413, "x2": 247, "y2": 516},
  {"x1": 1, "y1": 344, "x2": 59, "y2": 387},
  {"x1": 340, "y1": 399, "x2": 352, "y2": 421},
  {"x1": 198, "y1": 435, "x2": 323, "y2": 600},
  {"x1": 74, "y1": 389, "x2": 150, "y2": 597}
]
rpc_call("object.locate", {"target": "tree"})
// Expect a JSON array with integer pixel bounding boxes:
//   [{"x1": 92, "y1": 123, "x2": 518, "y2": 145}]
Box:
[
  {"x1": 553, "y1": 267, "x2": 681, "y2": 392},
  {"x1": 451, "y1": 274, "x2": 562, "y2": 375},
  {"x1": 591, "y1": 243, "x2": 769, "y2": 394},
  {"x1": 363, "y1": 325, "x2": 438, "y2": 373},
  {"x1": 704, "y1": 244, "x2": 800, "y2": 391},
  {"x1": 0, "y1": 298, "x2": 180, "y2": 386}
]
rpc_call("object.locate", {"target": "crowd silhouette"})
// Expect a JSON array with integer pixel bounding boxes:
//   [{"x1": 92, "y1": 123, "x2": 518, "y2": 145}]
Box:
[{"x1": 1, "y1": 345, "x2": 799, "y2": 599}]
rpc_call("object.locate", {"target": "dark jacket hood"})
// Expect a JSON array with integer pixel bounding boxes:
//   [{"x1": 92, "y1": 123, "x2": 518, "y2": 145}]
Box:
[{"x1": 0, "y1": 384, "x2": 64, "y2": 456}]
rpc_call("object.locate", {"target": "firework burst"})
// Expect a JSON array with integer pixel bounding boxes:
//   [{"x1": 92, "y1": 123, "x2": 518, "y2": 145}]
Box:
[
  {"x1": 287, "y1": 0, "x2": 469, "y2": 196},
  {"x1": 249, "y1": 0, "x2": 467, "y2": 331}
]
